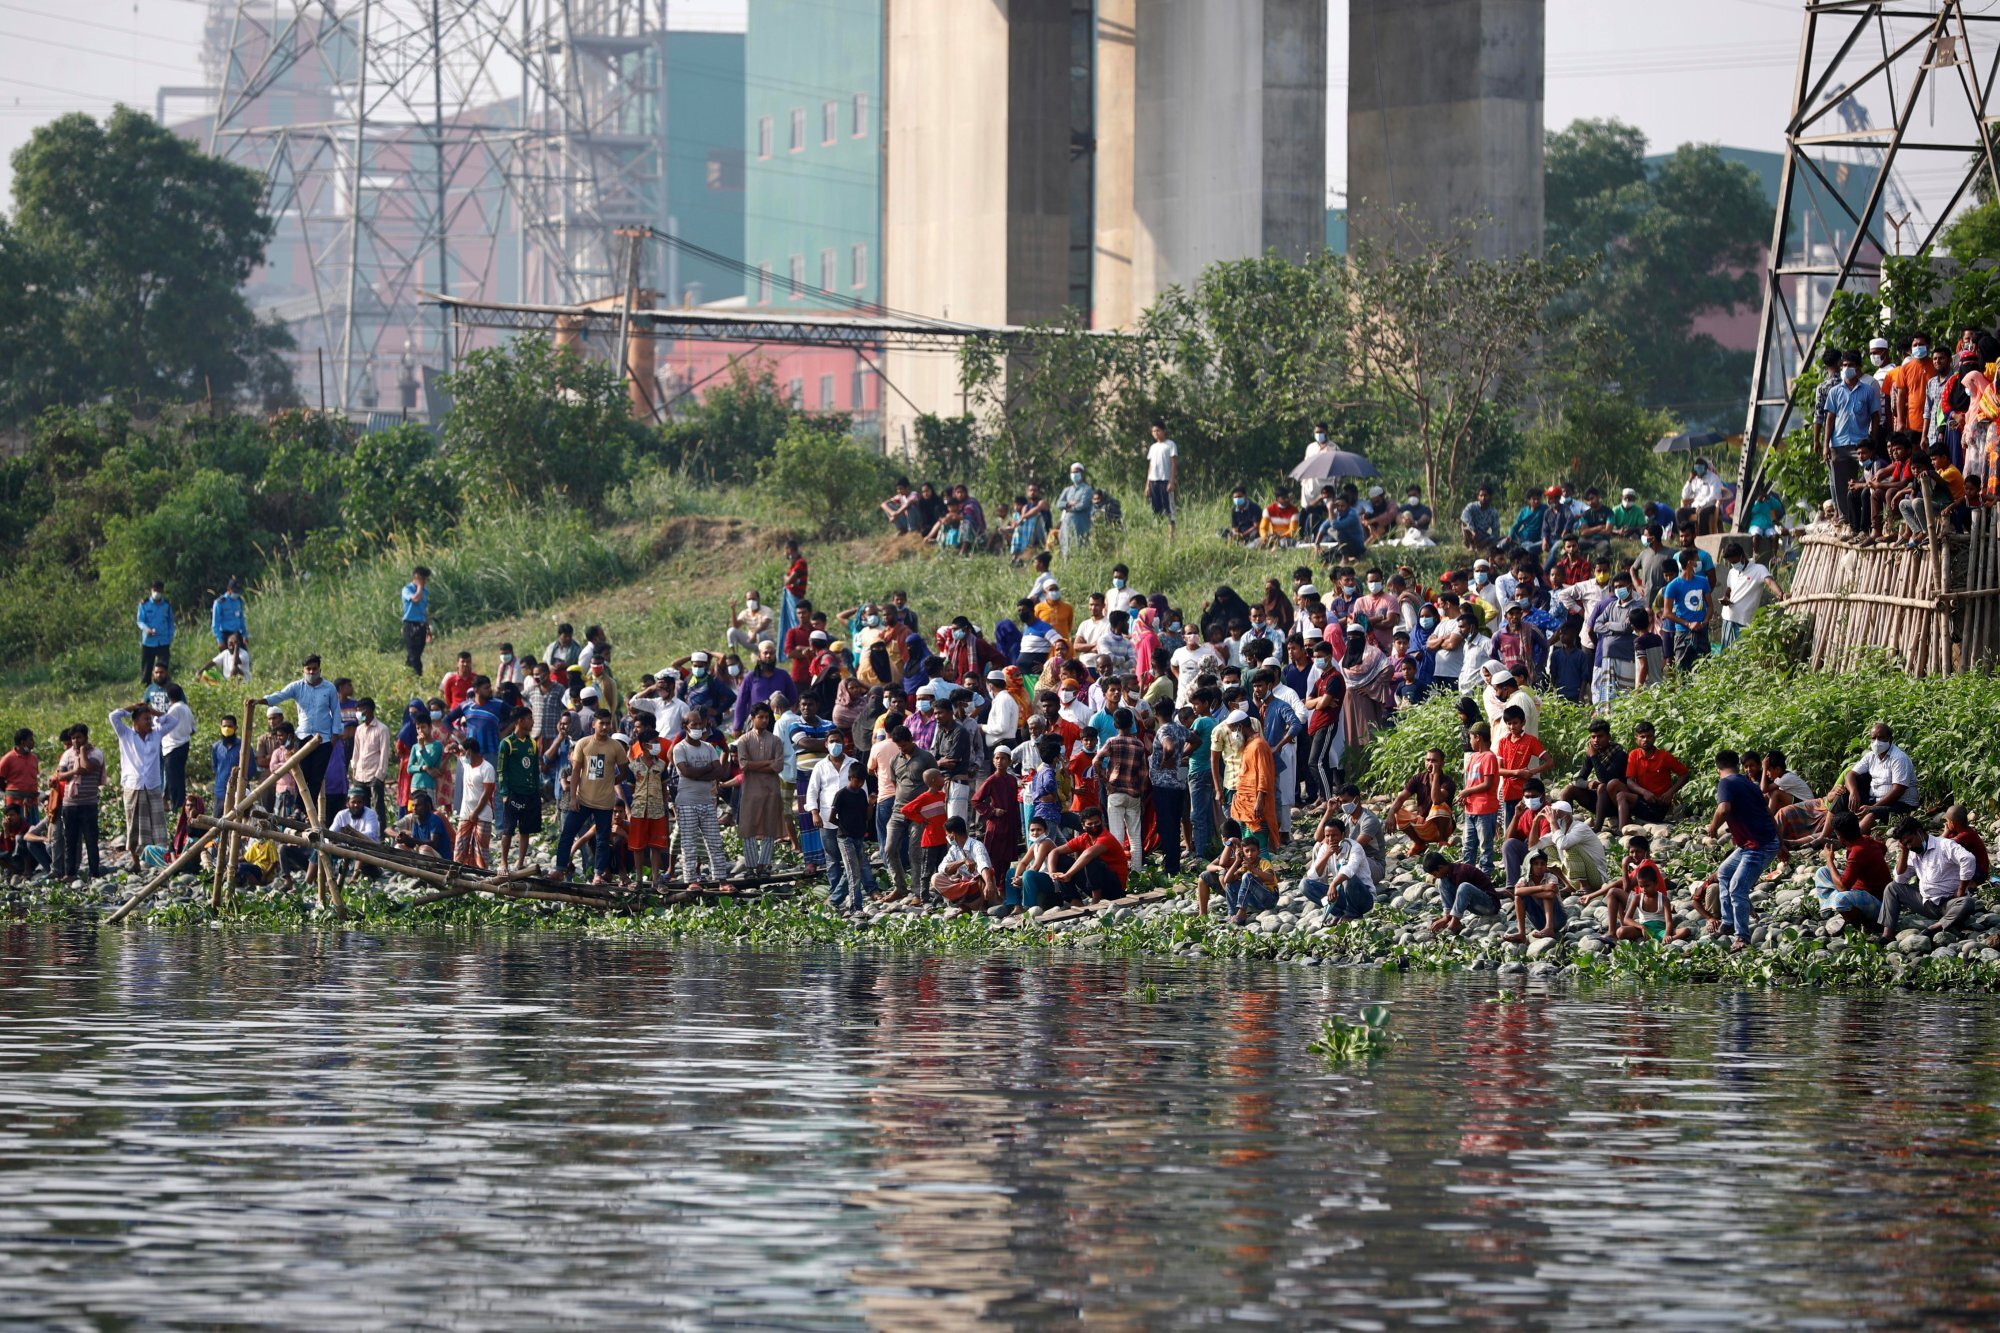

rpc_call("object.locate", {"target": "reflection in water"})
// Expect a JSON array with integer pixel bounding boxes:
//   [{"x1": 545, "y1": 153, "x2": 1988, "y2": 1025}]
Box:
[{"x1": 4, "y1": 924, "x2": 2000, "y2": 1327}]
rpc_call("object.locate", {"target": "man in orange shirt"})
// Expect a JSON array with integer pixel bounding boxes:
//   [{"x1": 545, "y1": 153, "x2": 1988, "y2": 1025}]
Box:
[
  {"x1": 1888, "y1": 333, "x2": 1936, "y2": 435},
  {"x1": 898, "y1": 767, "x2": 952, "y2": 898},
  {"x1": 1622, "y1": 720, "x2": 1690, "y2": 828},
  {"x1": 1226, "y1": 709, "x2": 1280, "y2": 849}
]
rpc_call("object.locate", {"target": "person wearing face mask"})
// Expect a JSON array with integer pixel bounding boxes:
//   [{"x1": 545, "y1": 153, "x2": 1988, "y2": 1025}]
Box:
[
  {"x1": 1819, "y1": 349, "x2": 1886, "y2": 530},
  {"x1": 136, "y1": 580, "x2": 175, "y2": 685},
  {"x1": 1631, "y1": 521, "x2": 1676, "y2": 606},
  {"x1": 1714, "y1": 541, "x2": 1783, "y2": 650},
  {"x1": 1886, "y1": 332, "x2": 1937, "y2": 438},
  {"x1": 1056, "y1": 462, "x2": 1094, "y2": 557},
  {"x1": 1223, "y1": 486, "x2": 1260, "y2": 543},
  {"x1": 672, "y1": 712, "x2": 731, "y2": 885},
  {"x1": 1868, "y1": 335, "x2": 1894, "y2": 381},
  {"x1": 1826, "y1": 722, "x2": 1919, "y2": 834},
  {"x1": 1351, "y1": 568, "x2": 1398, "y2": 652},
  {"x1": 727, "y1": 590, "x2": 775, "y2": 655},
  {"x1": 732, "y1": 642, "x2": 790, "y2": 735},
  {"x1": 1584, "y1": 574, "x2": 1640, "y2": 704},
  {"x1": 1532, "y1": 798, "x2": 1610, "y2": 899},
  {"x1": 255, "y1": 653, "x2": 342, "y2": 822},
  {"x1": 1679, "y1": 459, "x2": 1723, "y2": 536}
]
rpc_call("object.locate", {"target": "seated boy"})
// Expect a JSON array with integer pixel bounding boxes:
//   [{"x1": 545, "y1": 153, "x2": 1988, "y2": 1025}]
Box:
[{"x1": 1504, "y1": 849, "x2": 1569, "y2": 942}]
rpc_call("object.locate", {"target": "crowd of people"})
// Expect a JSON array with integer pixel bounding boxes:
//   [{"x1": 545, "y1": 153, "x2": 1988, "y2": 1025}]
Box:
[{"x1": 4, "y1": 411, "x2": 1988, "y2": 951}]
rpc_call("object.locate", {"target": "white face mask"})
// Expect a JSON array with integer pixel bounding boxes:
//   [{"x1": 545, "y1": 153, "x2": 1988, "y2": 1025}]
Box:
[
  {"x1": 746, "y1": 598, "x2": 759, "y2": 610},
  {"x1": 1525, "y1": 796, "x2": 1544, "y2": 811},
  {"x1": 1872, "y1": 739, "x2": 1891, "y2": 756},
  {"x1": 1059, "y1": 688, "x2": 1076, "y2": 703},
  {"x1": 727, "y1": 664, "x2": 742, "y2": 677},
  {"x1": 687, "y1": 726, "x2": 706, "y2": 740}
]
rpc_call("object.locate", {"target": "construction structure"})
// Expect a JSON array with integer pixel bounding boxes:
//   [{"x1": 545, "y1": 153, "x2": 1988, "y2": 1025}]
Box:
[
  {"x1": 1783, "y1": 508, "x2": 2000, "y2": 676},
  {"x1": 1346, "y1": 0, "x2": 1545, "y2": 260},
  {"x1": 879, "y1": 0, "x2": 1328, "y2": 451},
  {"x1": 197, "y1": 0, "x2": 742, "y2": 413},
  {"x1": 1737, "y1": 0, "x2": 2000, "y2": 518}
]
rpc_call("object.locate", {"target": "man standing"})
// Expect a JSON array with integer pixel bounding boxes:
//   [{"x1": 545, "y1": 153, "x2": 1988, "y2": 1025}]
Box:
[
  {"x1": 496, "y1": 707, "x2": 544, "y2": 872},
  {"x1": 401, "y1": 566, "x2": 432, "y2": 675},
  {"x1": 1098, "y1": 707, "x2": 1150, "y2": 868},
  {"x1": 136, "y1": 581, "x2": 174, "y2": 684},
  {"x1": 557, "y1": 711, "x2": 626, "y2": 885},
  {"x1": 1715, "y1": 542, "x2": 1784, "y2": 650},
  {"x1": 256, "y1": 654, "x2": 342, "y2": 823},
  {"x1": 1145, "y1": 418, "x2": 1178, "y2": 531},
  {"x1": 157, "y1": 685, "x2": 196, "y2": 814},
  {"x1": 109, "y1": 703, "x2": 166, "y2": 866},
  {"x1": 1821, "y1": 350, "x2": 1886, "y2": 530},
  {"x1": 1057, "y1": 462, "x2": 1094, "y2": 558},
  {"x1": 1707, "y1": 749, "x2": 1779, "y2": 949},
  {"x1": 348, "y1": 698, "x2": 393, "y2": 825},
  {"x1": 211, "y1": 576, "x2": 248, "y2": 647}
]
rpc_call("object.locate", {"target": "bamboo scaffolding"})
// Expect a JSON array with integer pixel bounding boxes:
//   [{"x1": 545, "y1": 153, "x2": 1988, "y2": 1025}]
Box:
[
  {"x1": 1782, "y1": 514, "x2": 2000, "y2": 676},
  {"x1": 104, "y1": 735, "x2": 323, "y2": 924}
]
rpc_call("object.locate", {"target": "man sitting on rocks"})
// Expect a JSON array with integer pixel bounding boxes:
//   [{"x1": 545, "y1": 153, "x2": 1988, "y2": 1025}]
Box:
[
  {"x1": 1224, "y1": 836, "x2": 1280, "y2": 926},
  {"x1": 1504, "y1": 849, "x2": 1569, "y2": 943},
  {"x1": 1049, "y1": 805, "x2": 1129, "y2": 903},
  {"x1": 1422, "y1": 850, "x2": 1499, "y2": 936},
  {"x1": 1826, "y1": 722, "x2": 1918, "y2": 833},
  {"x1": 1814, "y1": 812, "x2": 1890, "y2": 929},
  {"x1": 1878, "y1": 817, "x2": 1980, "y2": 942},
  {"x1": 1301, "y1": 816, "x2": 1374, "y2": 923}
]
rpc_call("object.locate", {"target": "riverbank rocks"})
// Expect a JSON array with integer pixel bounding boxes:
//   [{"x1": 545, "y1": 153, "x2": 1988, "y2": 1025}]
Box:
[{"x1": 1526, "y1": 935, "x2": 1562, "y2": 959}]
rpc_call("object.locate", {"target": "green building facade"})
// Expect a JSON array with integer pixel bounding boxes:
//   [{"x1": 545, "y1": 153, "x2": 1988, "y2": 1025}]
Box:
[
  {"x1": 665, "y1": 29, "x2": 746, "y2": 304},
  {"x1": 744, "y1": 0, "x2": 882, "y2": 310}
]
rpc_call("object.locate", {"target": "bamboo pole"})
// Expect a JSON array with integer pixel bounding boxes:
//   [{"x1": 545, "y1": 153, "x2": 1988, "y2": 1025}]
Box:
[
  {"x1": 105, "y1": 735, "x2": 323, "y2": 924},
  {"x1": 210, "y1": 698, "x2": 257, "y2": 912}
]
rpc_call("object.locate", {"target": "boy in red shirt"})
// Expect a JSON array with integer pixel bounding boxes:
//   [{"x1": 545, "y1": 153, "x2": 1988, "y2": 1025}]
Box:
[
  {"x1": 899, "y1": 768, "x2": 952, "y2": 897},
  {"x1": 1621, "y1": 720, "x2": 1689, "y2": 828},
  {"x1": 1066, "y1": 731, "x2": 1102, "y2": 814},
  {"x1": 1460, "y1": 723, "x2": 1501, "y2": 878},
  {"x1": 1493, "y1": 705, "x2": 1551, "y2": 830},
  {"x1": 1052, "y1": 805, "x2": 1129, "y2": 902}
]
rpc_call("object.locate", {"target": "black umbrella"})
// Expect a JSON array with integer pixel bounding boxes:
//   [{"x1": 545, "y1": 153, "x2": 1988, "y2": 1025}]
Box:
[
  {"x1": 1653, "y1": 429, "x2": 1733, "y2": 455},
  {"x1": 1290, "y1": 447, "x2": 1379, "y2": 481}
]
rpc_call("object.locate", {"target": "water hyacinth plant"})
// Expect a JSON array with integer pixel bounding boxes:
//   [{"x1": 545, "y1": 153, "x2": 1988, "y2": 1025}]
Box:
[{"x1": 1308, "y1": 1004, "x2": 1392, "y2": 1064}]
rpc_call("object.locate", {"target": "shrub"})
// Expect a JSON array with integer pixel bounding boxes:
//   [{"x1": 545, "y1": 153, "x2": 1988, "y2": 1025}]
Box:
[{"x1": 758, "y1": 418, "x2": 892, "y2": 538}]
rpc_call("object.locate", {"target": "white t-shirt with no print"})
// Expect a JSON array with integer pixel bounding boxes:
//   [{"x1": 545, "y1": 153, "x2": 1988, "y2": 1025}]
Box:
[
  {"x1": 1146, "y1": 438, "x2": 1177, "y2": 482},
  {"x1": 456, "y1": 759, "x2": 496, "y2": 823}
]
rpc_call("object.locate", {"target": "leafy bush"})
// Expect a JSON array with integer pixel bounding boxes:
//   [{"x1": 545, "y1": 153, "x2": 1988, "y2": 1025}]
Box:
[
  {"x1": 758, "y1": 417, "x2": 892, "y2": 538},
  {"x1": 440, "y1": 337, "x2": 648, "y2": 511},
  {"x1": 651, "y1": 361, "x2": 808, "y2": 484},
  {"x1": 93, "y1": 468, "x2": 269, "y2": 612}
]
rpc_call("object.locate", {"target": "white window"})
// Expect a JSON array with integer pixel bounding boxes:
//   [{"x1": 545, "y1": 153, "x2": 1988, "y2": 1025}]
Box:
[
  {"x1": 851, "y1": 365, "x2": 867, "y2": 410},
  {"x1": 850, "y1": 242, "x2": 867, "y2": 289},
  {"x1": 822, "y1": 99, "x2": 838, "y2": 145},
  {"x1": 757, "y1": 263, "x2": 771, "y2": 305},
  {"x1": 819, "y1": 374, "x2": 835, "y2": 409},
  {"x1": 788, "y1": 254, "x2": 804, "y2": 298},
  {"x1": 757, "y1": 116, "x2": 773, "y2": 159},
  {"x1": 789, "y1": 107, "x2": 805, "y2": 152},
  {"x1": 787, "y1": 377, "x2": 804, "y2": 408},
  {"x1": 819, "y1": 248, "x2": 835, "y2": 292},
  {"x1": 851, "y1": 91, "x2": 868, "y2": 138}
]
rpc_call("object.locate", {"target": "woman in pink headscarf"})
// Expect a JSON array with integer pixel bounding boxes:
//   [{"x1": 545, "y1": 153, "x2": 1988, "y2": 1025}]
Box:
[
  {"x1": 1132, "y1": 607, "x2": 1163, "y2": 685},
  {"x1": 1337, "y1": 622, "x2": 1397, "y2": 761}
]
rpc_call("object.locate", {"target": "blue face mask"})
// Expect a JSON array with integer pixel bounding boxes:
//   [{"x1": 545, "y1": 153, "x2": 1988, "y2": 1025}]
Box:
[
  {"x1": 1614, "y1": 587, "x2": 1632, "y2": 603},
  {"x1": 1420, "y1": 616, "x2": 1437, "y2": 630}
]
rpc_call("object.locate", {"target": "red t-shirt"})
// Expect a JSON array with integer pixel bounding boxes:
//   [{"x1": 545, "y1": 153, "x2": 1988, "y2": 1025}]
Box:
[
  {"x1": 785, "y1": 557, "x2": 809, "y2": 597},
  {"x1": 441, "y1": 671, "x2": 475, "y2": 711},
  {"x1": 0, "y1": 749, "x2": 38, "y2": 795},
  {"x1": 900, "y1": 789, "x2": 950, "y2": 847},
  {"x1": 1067, "y1": 749, "x2": 1101, "y2": 812},
  {"x1": 1462, "y1": 750, "x2": 1500, "y2": 816},
  {"x1": 784, "y1": 625, "x2": 816, "y2": 687},
  {"x1": 1063, "y1": 831, "x2": 1128, "y2": 888},
  {"x1": 1950, "y1": 827, "x2": 1991, "y2": 882},
  {"x1": 1494, "y1": 732, "x2": 1546, "y2": 802},
  {"x1": 1624, "y1": 747, "x2": 1689, "y2": 802}
]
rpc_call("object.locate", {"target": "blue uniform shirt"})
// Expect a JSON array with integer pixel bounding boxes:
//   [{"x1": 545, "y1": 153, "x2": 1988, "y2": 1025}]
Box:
[
  {"x1": 402, "y1": 580, "x2": 429, "y2": 623},
  {"x1": 137, "y1": 595, "x2": 175, "y2": 646},
  {"x1": 1824, "y1": 377, "x2": 1884, "y2": 449},
  {"x1": 265, "y1": 677, "x2": 343, "y2": 741}
]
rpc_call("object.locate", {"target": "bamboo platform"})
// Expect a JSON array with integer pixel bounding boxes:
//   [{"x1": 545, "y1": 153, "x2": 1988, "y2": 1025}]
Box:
[{"x1": 1782, "y1": 508, "x2": 2000, "y2": 676}]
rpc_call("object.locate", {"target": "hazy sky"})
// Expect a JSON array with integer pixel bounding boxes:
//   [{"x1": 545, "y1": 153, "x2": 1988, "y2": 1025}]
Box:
[{"x1": 0, "y1": 0, "x2": 1807, "y2": 210}]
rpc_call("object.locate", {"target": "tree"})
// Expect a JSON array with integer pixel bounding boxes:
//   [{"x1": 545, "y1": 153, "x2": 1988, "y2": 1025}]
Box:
[
  {"x1": 656, "y1": 360, "x2": 805, "y2": 484},
  {"x1": 440, "y1": 336, "x2": 648, "y2": 510},
  {"x1": 959, "y1": 310, "x2": 1152, "y2": 496},
  {"x1": 5, "y1": 108, "x2": 295, "y2": 419},
  {"x1": 759, "y1": 417, "x2": 890, "y2": 538},
  {"x1": 1545, "y1": 119, "x2": 1769, "y2": 429},
  {"x1": 1345, "y1": 213, "x2": 1590, "y2": 505}
]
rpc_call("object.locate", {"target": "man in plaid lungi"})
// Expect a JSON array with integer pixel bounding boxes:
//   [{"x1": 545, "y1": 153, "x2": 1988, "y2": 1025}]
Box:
[
  {"x1": 109, "y1": 704, "x2": 167, "y2": 865},
  {"x1": 673, "y1": 716, "x2": 730, "y2": 882}
]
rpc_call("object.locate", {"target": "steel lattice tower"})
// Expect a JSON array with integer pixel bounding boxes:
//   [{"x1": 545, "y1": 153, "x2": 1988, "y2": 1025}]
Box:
[{"x1": 204, "y1": 0, "x2": 667, "y2": 412}]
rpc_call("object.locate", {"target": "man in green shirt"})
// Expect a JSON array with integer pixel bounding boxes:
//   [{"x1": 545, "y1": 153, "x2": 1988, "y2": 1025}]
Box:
[
  {"x1": 1609, "y1": 488, "x2": 1648, "y2": 540},
  {"x1": 496, "y1": 706, "x2": 542, "y2": 870}
]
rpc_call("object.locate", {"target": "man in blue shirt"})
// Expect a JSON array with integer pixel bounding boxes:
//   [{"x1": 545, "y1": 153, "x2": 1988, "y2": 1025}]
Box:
[
  {"x1": 448, "y1": 677, "x2": 507, "y2": 764},
  {"x1": 210, "y1": 576, "x2": 248, "y2": 646},
  {"x1": 393, "y1": 791, "x2": 454, "y2": 859},
  {"x1": 1659, "y1": 550, "x2": 1712, "y2": 672},
  {"x1": 1821, "y1": 350, "x2": 1885, "y2": 531},
  {"x1": 258, "y1": 653, "x2": 343, "y2": 821},
  {"x1": 1707, "y1": 749, "x2": 1779, "y2": 948},
  {"x1": 1315, "y1": 495, "x2": 1369, "y2": 558},
  {"x1": 136, "y1": 581, "x2": 174, "y2": 685},
  {"x1": 401, "y1": 565, "x2": 431, "y2": 675}
]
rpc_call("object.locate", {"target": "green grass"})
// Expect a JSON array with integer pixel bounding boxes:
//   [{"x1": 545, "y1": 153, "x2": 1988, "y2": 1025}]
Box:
[{"x1": 2, "y1": 488, "x2": 1454, "y2": 792}]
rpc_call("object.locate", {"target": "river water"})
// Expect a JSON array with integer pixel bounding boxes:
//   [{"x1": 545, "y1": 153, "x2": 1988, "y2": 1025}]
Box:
[{"x1": 4, "y1": 927, "x2": 2000, "y2": 1329}]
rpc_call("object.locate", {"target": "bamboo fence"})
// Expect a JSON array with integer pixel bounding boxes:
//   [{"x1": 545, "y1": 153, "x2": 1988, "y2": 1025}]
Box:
[{"x1": 1782, "y1": 506, "x2": 2000, "y2": 676}]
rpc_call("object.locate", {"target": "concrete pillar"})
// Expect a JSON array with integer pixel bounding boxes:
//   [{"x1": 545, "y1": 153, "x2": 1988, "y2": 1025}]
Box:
[
  {"x1": 1347, "y1": 0, "x2": 1545, "y2": 259},
  {"x1": 881, "y1": 0, "x2": 1074, "y2": 452},
  {"x1": 1092, "y1": 0, "x2": 1136, "y2": 330},
  {"x1": 1130, "y1": 0, "x2": 1326, "y2": 312}
]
